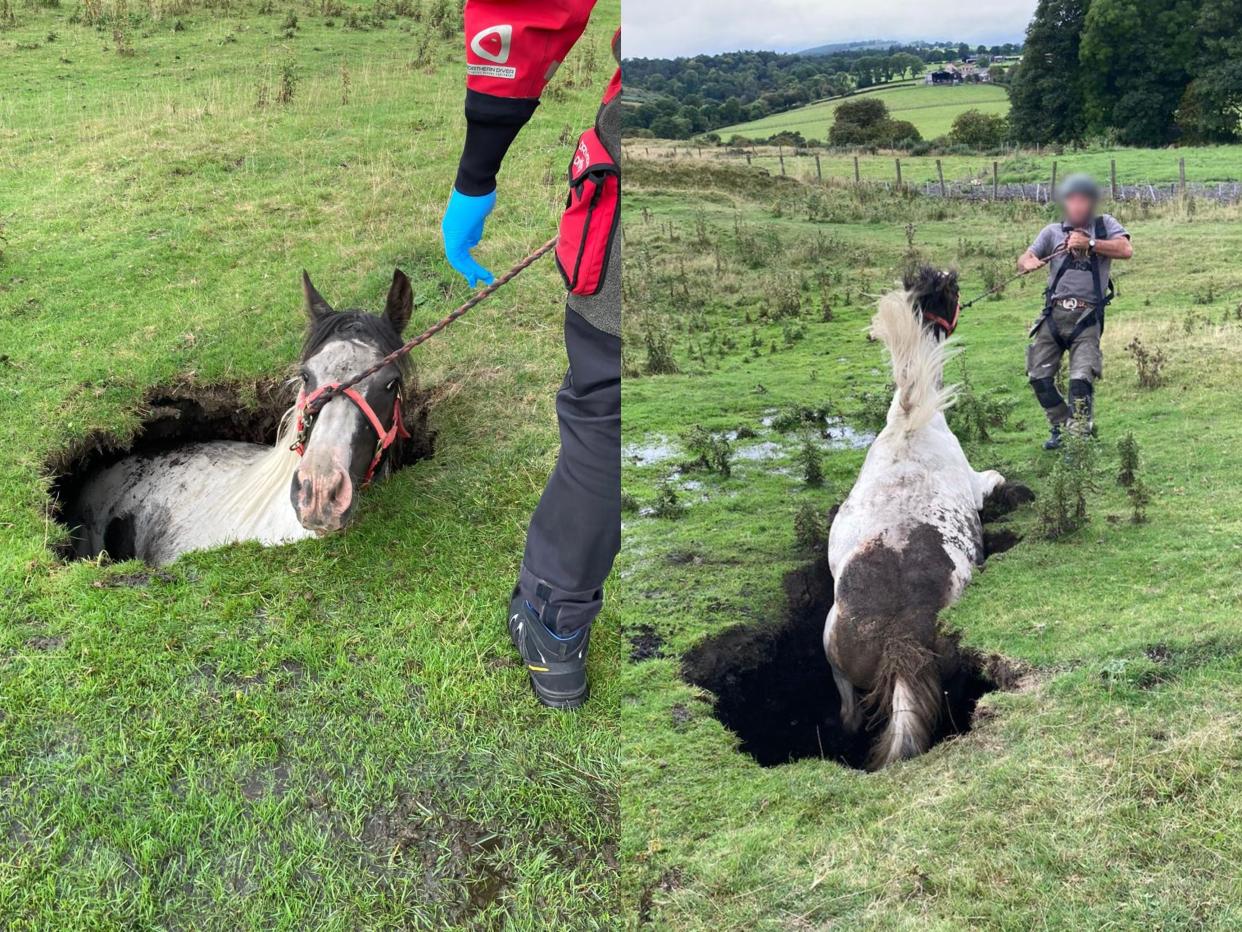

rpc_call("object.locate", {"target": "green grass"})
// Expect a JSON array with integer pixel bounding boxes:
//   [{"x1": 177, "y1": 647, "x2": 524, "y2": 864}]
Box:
[
  {"x1": 721, "y1": 83, "x2": 1012, "y2": 142},
  {"x1": 0, "y1": 2, "x2": 620, "y2": 927},
  {"x1": 620, "y1": 158, "x2": 1242, "y2": 928}
]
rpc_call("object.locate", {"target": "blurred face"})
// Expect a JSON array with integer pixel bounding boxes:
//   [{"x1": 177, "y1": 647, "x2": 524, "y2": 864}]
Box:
[{"x1": 1062, "y1": 192, "x2": 1095, "y2": 228}]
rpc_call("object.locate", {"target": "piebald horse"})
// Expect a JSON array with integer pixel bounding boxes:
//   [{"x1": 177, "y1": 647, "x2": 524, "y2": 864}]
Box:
[
  {"x1": 824, "y1": 269, "x2": 1010, "y2": 770},
  {"x1": 67, "y1": 270, "x2": 416, "y2": 566}
]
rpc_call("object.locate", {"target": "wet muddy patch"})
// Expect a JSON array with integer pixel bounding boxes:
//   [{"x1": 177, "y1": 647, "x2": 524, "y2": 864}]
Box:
[
  {"x1": 45, "y1": 377, "x2": 435, "y2": 561},
  {"x1": 682, "y1": 557, "x2": 1022, "y2": 769}
]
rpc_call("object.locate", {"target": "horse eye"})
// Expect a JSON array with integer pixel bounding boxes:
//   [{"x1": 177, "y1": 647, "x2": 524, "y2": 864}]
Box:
[{"x1": 386, "y1": 379, "x2": 399, "y2": 392}]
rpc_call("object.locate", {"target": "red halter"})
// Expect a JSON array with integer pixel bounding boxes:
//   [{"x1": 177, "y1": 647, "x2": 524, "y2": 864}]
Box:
[
  {"x1": 923, "y1": 299, "x2": 962, "y2": 338},
  {"x1": 292, "y1": 382, "x2": 410, "y2": 487}
]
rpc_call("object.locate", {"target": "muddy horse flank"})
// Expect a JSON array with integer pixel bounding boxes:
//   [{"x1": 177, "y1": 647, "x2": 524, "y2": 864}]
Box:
[
  {"x1": 824, "y1": 269, "x2": 1019, "y2": 769},
  {"x1": 65, "y1": 271, "x2": 418, "y2": 566}
]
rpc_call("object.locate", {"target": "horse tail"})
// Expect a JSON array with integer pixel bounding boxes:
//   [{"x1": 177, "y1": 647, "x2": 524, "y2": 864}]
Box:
[
  {"x1": 871, "y1": 289, "x2": 958, "y2": 435},
  {"x1": 865, "y1": 644, "x2": 943, "y2": 771}
]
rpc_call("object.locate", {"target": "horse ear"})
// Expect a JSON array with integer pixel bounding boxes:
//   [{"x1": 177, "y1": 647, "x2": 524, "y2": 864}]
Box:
[
  {"x1": 302, "y1": 271, "x2": 334, "y2": 320},
  {"x1": 383, "y1": 269, "x2": 413, "y2": 335}
]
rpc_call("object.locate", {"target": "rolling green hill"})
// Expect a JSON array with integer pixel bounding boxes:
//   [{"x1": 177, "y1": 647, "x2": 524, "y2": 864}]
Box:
[{"x1": 723, "y1": 82, "x2": 1011, "y2": 141}]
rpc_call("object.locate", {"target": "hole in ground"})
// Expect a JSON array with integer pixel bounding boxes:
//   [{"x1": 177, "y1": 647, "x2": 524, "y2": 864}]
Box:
[
  {"x1": 681, "y1": 556, "x2": 1023, "y2": 770},
  {"x1": 46, "y1": 377, "x2": 435, "y2": 561}
]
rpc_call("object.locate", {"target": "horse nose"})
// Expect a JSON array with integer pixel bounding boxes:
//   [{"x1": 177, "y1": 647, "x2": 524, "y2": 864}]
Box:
[{"x1": 294, "y1": 464, "x2": 353, "y2": 531}]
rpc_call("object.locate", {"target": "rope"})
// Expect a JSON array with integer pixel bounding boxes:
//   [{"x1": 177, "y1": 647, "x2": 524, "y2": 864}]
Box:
[
  {"x1": 305, "y1": 235, "x2": 559, "y2": 413},
  {"x1": 959, "y1": 242, "x2": 1069, "y2": 311}
]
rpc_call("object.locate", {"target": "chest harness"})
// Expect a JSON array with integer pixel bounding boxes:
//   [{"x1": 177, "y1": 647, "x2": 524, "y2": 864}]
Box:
[{"x1": 1030, "y1": 216, "x2": 1115, "y2": 350}]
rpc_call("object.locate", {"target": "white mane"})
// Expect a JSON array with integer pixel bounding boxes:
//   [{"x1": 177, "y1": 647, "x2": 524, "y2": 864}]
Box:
[{"x1": 870, "y1": 288, "x2": 960, "y2": 437}]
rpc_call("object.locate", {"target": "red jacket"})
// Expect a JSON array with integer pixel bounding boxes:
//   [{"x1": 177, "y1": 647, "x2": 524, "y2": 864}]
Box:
[
  {"x1": 464, "y1": 0, "x2": 596, "y2": 100},
  {"x1": 454, "y1": 1, "x2": 619, "y2": 196}
]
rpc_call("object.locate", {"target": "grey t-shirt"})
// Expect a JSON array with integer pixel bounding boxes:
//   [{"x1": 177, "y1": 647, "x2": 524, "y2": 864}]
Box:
[{"x1": 1031, "y1": 214, "x2": 1129, "y2": 304}]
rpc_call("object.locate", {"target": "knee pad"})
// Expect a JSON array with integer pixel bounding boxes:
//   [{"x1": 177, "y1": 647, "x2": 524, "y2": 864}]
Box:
[
  {"x1": 1069, "y1": 378, "x2": 1094, "y2": 401},
  {"x1": 1029, "y1": 376, "x2": 1063, "y2": 410}
]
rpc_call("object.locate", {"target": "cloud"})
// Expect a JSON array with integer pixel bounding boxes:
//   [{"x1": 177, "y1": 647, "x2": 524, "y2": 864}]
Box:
[{"x1": 624, "y1": 0, "x2": 1036, "y2": 59}]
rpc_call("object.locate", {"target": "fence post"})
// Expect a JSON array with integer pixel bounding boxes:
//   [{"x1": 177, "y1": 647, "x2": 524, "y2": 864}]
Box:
[
  {"x1": 1050, "y1": 160, "x2": 1058, "y2": 198},
  {"x1": 895, "y1": 158, "x2": 903, "y2": 190},
  {"x1": 779, "y1": 153, "x2": 785, "y2": 176},
  {"x1": 936, "y1": 159, "x2": 946, "y2": 196},
  {"x1": 815, "y1": 153, "x2": 822, "y2": 181},
  {"x1": 854, "y1": 155, "x2": 861, "y2": 184},
  {"x1": 745, "y1": 151, "x2": 752, "y2": 165},
  {"x1": 1179, "y1": 157, "x2": 1186, "y2": 197},
  {"x1": 1110, "y1": 160, "x2": 1118, "y2": 200},
  {"x1": 993, "y1": 160, "x2": 999, "y2": 200}
]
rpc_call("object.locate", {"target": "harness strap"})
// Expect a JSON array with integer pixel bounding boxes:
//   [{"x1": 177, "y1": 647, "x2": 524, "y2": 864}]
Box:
[
  {"x1": 293, "y1": 381, "x2": 411, "y2": 487},
  {"x1": 1031, "y1": 216, "x2": 1114, "y2": 352},
  {"x1": 922, "y1": 299, "x2": 961, "y2": 338}
]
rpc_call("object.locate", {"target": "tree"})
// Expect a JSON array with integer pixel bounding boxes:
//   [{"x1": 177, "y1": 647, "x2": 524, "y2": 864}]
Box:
[
  {"x1": 1178, "y1": 0, "x2": 1242, "y2": 142},
  {"x1": 950, "y1": 109, "x2": 1010, "y2": 147},
  {"x1": 1008, "y1": 0, "x2": 1090, "y2": 144},
  {"x1": 829, "y1": 99, "x2": 922, "y2": 148},
  {"x1": 1079, "y1": 0, "x2": 1199, "y2": 145},
  {"x1": 834, "y1": 97, "x2": 889, "y2": 127}
]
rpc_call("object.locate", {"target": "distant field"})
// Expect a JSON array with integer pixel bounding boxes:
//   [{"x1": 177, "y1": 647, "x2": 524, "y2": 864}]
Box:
[{"x1": 722, "y1": 83, "x2": 1012, "y2": 141}]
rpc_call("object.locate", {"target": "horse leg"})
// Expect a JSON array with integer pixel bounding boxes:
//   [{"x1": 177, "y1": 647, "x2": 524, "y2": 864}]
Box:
[
  {"x1": 973, "y1": 469, "x2": 1006, "y2": 509},
  {"x1": 823, "y1": 603, "x2": 863, "y2": 733}
]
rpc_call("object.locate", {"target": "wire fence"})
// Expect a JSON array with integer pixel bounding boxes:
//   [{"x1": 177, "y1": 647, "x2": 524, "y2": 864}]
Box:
[{"x1": 626, "y1": 143, "x2": 1242, "y2": 205}]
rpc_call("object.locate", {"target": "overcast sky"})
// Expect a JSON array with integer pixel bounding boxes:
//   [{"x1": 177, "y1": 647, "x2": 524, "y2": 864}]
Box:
[{"x1": 623, "y1": 0, "x2": 1037, "y2": 59}]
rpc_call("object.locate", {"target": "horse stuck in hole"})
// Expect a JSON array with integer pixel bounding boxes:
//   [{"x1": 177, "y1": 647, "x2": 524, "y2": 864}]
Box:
[
  {"x1": 64, "y1": 270, "x2": 418, "y2": 566},
  {"x1": 825, "y1": 268, "x2": 1028, "y2": 770}
]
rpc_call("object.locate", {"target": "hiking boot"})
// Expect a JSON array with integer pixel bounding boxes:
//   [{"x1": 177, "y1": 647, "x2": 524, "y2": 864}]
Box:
[
  {"x1": 1043, "y1": 427, "x2": 1062, "y2": 451},
  {"x1": 507, "y1": 590, "x2": 590, "y2": 710}
]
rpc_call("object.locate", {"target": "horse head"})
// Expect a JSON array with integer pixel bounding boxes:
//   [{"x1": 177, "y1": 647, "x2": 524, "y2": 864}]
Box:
[
  {"x1": 291, "y1": 269, "x2": 414, "y2": 533},
  {"x1": 903, "y1": 266, "x2": 960, "y2": 339}
]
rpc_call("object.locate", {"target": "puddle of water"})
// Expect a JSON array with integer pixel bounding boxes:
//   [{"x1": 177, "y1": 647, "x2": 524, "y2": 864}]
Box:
[
  {"x1": 623, "y1": 436, "x2": 680, "y2": 467},
  {"x1": 822, "y1": 417, "x2": 874, "y2": 450},
  {"x1": 733, "y1": 441, "x2": 785, "y2": 463}
]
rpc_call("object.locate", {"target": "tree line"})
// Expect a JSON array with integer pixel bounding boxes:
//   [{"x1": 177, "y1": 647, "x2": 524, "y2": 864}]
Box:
[
  {"x1": 1009, "y1": 0, "x2": 1242, "y2": 145},
  {"x1": 623, "y1": 42, "x2": 1021, "y2": 140}
]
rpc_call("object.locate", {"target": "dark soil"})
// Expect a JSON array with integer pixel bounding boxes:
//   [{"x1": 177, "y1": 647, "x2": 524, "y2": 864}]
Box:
[
  {"x1": 628, "y1": 624, "x2": 666, "y2": 663},
  {"x1": 46, "y1": 377, "x2": 435, "y2": 560},
  {"x1": 682, "y1": 485, "x2": 1034, "y2": 770},
  {"x1": 682, "y1": 558, "x2": 1018, "y2": 769}
]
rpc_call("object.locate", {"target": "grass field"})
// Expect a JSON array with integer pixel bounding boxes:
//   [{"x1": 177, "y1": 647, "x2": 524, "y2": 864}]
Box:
[
  {"x1": 0, "y1": 2, "x2": 620, "y2": 926},
  {"x1": 620, "y1": 158, "x2": 1242, "y2": 928},
  {"x1": 721, "y1": 83, "x2": 1012, "y2": 143}
]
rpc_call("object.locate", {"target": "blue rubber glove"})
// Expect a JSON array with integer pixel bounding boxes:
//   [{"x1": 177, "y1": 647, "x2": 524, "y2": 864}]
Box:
[{"x1": 441, "y1": 188, "x2": 497, "y2": 287}]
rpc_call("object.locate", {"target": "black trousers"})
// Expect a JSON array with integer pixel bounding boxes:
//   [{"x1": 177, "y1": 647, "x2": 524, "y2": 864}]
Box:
[{"x1": 519, "y1": 307, "x2": 621, "y2": 635}]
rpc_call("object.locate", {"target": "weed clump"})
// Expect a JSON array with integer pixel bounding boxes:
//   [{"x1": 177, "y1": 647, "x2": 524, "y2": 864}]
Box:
[
  {"x1": 1125, "y1": 337, "x2": 1166, "y2": 389},
  {"x1": 654, "y1": 482, "x2": 685, "y2": 520},
  {"x1": 793, "y1": 502, "x2": 829, "y2": 553},
  {"x1": 1037, "y1": 422, "x2": 1099, "y2": 539},
  {"x1": 1127, "y1": 478, "x2": 1151, "y2": 524},
  {"x1": 643, "y1": 322, "x2": 679, "y2": 375},
  {"x1": 681, "y1": 426, "x2": 732, "y2": 477},
  {"x1": 947, "y1": 359, "x2": 1014, "y2": 442},
  {"x1": 1116, "y1": 432, "x2": 1140, "y2": 487},
  {"x1": 798, "y1": 438, "x2": 824, "y2": 487}
]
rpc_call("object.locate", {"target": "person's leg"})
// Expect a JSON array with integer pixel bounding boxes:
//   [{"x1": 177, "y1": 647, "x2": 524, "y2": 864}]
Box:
[
  {"x1": 1027, "y1": 315, "x2": 1070, "y2": 441},
  {"x1": 508, "y1": 307, "x2": 620, "y2": 708},
  {"x1": 1067, "y1": 323, "x2": 1103, "y2": 433}
]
